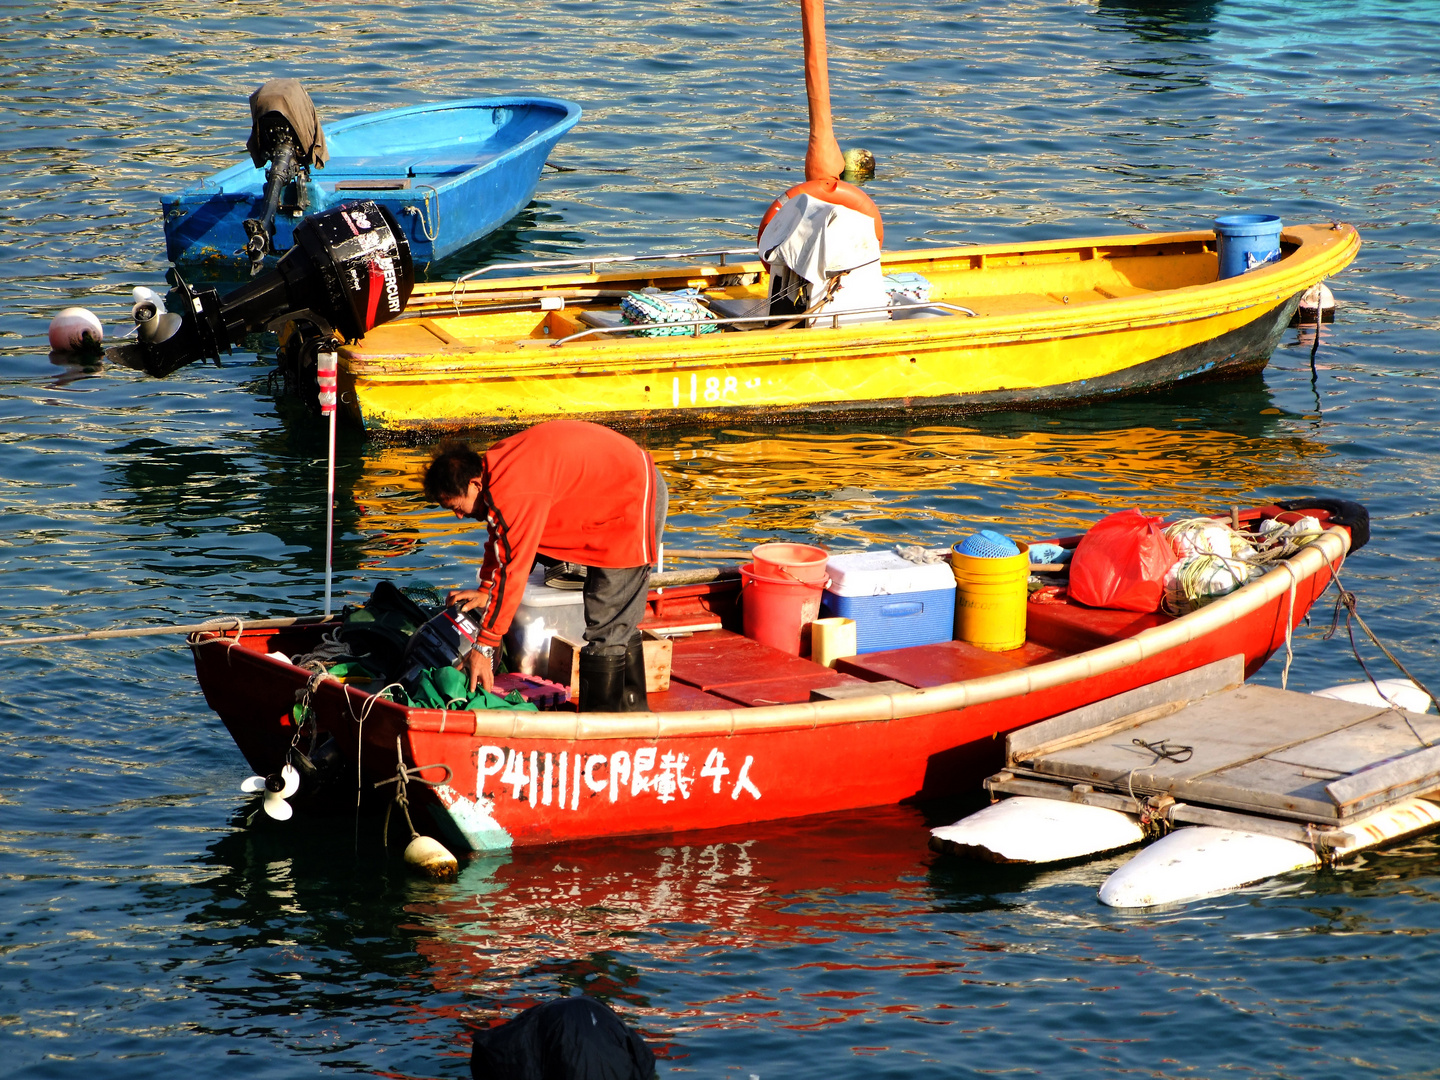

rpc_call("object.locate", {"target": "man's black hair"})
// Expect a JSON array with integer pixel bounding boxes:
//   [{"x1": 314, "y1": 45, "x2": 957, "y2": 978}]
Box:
[{"x1": 422, "y1": 442, "x2": 485, "y2": 502}]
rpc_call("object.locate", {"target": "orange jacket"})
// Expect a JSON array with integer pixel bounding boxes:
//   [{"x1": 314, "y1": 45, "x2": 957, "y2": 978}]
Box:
[{"x1": 472, "y1": 420, "x2": 660, "y2": 646}]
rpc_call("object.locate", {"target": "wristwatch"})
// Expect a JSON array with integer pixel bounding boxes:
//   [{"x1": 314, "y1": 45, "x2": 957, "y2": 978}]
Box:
[{"x1": 473, "y1": 644, "x2": 497, "y2": 667}]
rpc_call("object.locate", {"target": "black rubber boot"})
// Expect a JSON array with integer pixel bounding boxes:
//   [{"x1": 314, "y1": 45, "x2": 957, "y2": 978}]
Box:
[
  {"x1": 622, "y1": 631, "x2": 650, "y2": 712},
  {"x1": 577, "y1": 648, "x2": 626, "y2": 713}
]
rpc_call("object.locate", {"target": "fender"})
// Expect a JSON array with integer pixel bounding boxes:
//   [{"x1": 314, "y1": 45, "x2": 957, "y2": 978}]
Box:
[{"x1": 757, "y1": 178, "x2": 884, "y2": 247}]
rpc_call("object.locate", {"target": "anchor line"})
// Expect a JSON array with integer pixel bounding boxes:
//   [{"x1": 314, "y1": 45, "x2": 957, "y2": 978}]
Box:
[
  {"x1": 340, "y1": 677, "x2": 406, "y2": 851},
  {"x1": 375, "y1": 735, "x2": 453, "y2": 847},
  {"x1": 1322, "y1": 568, "x2": 1439, "y2": 747}
]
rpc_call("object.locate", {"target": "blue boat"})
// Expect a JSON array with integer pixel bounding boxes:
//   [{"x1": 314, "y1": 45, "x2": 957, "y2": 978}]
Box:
[{"x1": 160, "y1": 95, "x2": 582, "y2": 272}]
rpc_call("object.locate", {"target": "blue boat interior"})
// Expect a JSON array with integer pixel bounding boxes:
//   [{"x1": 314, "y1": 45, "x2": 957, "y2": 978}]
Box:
[{"x1": 212, "y1": 104, "x2": 562, "y2": 192}]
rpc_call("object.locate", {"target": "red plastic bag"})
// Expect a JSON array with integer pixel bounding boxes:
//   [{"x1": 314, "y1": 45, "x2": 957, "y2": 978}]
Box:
[{"x1": 1068, "y1": 509, "x2": 1180, "y2": 613}]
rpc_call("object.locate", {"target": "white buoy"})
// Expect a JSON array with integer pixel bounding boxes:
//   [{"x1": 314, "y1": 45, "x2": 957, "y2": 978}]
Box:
[
  {"x1": 1296, "y1": 281, "x2": 1336, "y2": 323},
  {"x1": 48, "y1": 307, "x2": 104, "y2": 354},
  {"x1": 404, "y1": 834, "x2": 459, "y2": 881},
  {"x1": 1098, "y1": 826, "x2": 1319, "y2": 909},
  {"x1": 930, "y1": 796, "x2": 1146, "y2": 864},
  {"x1": 1313, "y1": 678, "x2": 1432, "y2": 713}
]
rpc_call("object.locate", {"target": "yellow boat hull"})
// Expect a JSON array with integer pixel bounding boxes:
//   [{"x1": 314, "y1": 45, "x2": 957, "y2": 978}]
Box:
[{"x1": 338, "y1": 223, "x2": 1358, "y2": 435}]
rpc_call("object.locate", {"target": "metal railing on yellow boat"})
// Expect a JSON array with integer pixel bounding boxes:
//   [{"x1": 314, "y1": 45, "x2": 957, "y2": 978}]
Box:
[
  {"x1": 448, "y1": 247, "x2": 759, "y2": 310},
  {"x1": 549, "y1": 300, "x2": 981, "y2": 346}
]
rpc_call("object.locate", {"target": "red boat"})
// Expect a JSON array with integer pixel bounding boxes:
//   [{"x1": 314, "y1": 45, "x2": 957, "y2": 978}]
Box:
[{"x1": 191, "y1": 500, "x2": 1361, "y2": 856}]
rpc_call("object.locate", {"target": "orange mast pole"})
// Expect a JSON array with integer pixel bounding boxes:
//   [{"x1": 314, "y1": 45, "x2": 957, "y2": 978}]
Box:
[{"x1": 801, "y1": 0, "x2": 845, "y2": 183}]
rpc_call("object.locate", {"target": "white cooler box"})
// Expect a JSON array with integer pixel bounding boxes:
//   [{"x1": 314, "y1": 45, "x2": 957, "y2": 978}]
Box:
[
  {"x1": 820, "y1": 551, "x2": 956, "y2": 654},
  {"x1": 501, "y1": 566, "x2": 585, "y2": 675}
]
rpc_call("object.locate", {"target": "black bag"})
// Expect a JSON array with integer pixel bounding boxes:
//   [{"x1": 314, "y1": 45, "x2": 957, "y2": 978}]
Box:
[
  {"x1": 470, "y1": 997, "x2": 656, "y2": 1080},
  {"x1": 338, "y1": 581, "x2": 434, "y2": 681}
]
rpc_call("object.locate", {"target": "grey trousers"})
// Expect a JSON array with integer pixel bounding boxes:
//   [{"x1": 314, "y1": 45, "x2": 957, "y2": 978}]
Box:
[{"x1": 580, "y1": 468, "x2": 669, "y2": 655}]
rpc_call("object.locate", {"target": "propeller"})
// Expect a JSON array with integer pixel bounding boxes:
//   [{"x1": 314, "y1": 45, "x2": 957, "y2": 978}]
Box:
[{"x1": 240, "y1": 762, "x2": 301, "y2": 821}]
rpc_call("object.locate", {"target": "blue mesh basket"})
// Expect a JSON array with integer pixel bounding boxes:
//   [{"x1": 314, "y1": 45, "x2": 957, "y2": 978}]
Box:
[{"x1": 955, "y1": 529, "x2": 1020, "y2": 559}]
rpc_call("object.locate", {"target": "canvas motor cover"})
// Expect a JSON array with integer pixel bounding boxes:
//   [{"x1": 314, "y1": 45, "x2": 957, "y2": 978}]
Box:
[{"x1": 246, "y1": 78, "x2": 328, "y2": 168}]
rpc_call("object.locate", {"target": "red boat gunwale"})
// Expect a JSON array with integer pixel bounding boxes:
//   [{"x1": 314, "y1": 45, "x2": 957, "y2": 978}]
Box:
[{"x1": 191, "y1": 514, "x2": 1350, "y2": 855}]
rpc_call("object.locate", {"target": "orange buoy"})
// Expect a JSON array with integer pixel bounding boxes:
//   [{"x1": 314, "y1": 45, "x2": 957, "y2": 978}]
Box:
[{"x1": 758, "y1": 178, "x2": 884, "y2": 247}]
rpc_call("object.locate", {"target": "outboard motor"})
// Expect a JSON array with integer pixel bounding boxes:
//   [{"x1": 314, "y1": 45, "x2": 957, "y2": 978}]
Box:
[
  {"x1": 112, "y1": 200, "x2": 413, "y2": 378},
  {"x1": 399, "y1": 603, "x2": 484, "y2": 692},
  {"x1": 243, "y1": 79, "x2": 328, "y2": 275}
]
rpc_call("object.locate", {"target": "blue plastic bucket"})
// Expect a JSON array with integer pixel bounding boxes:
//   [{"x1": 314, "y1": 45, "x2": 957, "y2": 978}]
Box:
[{"x1": 1214, "y1": 214, "x2": 1283, "y2": 279}]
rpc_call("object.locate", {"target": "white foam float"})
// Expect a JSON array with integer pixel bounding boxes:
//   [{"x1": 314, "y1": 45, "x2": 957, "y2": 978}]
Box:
[
  {"x1": 1098, "y1": 826, "x2": 1318, "y2": 908},
  {"x1": 48, "y1": 306, "x2": 103, "y2": 353},
  {"x1": 930, "y1": 795, "x2": 1145, "y2": 864},
  {"x1": 1098, "y1": 796, "x2": 1440, "y2": 909},
  {"x1": 1312, "y1": 678, "x2": 1432, "y2": 713}
]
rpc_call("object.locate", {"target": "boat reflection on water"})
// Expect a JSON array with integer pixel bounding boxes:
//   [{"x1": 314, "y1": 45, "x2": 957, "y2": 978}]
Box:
[
  {"x1": 344, "y1": 397, "x2": 1334, "y2": 573},
  {"x1": 407, "y1": 803, "x2": 961, "y2": 1024}
]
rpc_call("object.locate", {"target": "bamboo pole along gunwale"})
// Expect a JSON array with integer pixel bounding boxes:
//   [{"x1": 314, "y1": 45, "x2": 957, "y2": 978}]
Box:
[
  {"x1": 0, "y1": 614, "x2": 341, "y2": 648},
  {"x1": 13, "y1": 566, "x2": 745, "y2": 648},
  {"x1": 397, "y1": 529, "x2": 1350, "y2": 741}
]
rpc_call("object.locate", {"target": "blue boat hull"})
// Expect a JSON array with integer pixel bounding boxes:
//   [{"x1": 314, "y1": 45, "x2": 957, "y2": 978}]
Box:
[{"x1": 160, "y1": 96, "x2": 581, "y2": 271}]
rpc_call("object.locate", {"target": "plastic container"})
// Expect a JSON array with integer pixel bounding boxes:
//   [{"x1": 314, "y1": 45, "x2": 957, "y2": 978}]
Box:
[
  {"x1": 811, "y1": 617, "x2": 858, "y2": 667},
  {"x1": 821, "y1": 550, "x2": 957, "y2": 654},
  {"x1": 1214, "y1": 214, "x2": 1283, "y2": 279},
  {"x1": 752, "y1": 542, "x2": 829, "y2": 583},
  {"x1": 740, "y1": 563, "x2": 827, "y2": 656},
  {"x1": 501, "y1": 565, "x2": 585, "y2": 674},
  {"x1": 950, "y1": 541, "x2": 1030, "y2": 651}
]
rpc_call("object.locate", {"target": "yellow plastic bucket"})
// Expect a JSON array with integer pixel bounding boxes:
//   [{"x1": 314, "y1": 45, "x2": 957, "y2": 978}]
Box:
[{"x1": 950, "y1": 541, "x2": 1030, "y2": 651}]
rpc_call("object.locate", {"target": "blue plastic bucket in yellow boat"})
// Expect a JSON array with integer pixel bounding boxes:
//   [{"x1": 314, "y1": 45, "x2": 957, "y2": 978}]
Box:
[{"x1": 1214, "y1": 214, "x2": 1283, "y2": 279}]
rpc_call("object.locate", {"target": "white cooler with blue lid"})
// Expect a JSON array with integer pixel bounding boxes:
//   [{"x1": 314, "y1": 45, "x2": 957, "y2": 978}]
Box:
[{"x1": 820, "y1": 550, "x2": 956, "y2": 654}]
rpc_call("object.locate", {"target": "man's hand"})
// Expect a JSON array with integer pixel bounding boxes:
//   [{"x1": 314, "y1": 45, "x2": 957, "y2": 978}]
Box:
[
  {"x1": 464, "y1": 646, "x2": 495, "y2": 694},
  {"x1": 446, "y1": 588, "x2": 490, "y2": 614}
]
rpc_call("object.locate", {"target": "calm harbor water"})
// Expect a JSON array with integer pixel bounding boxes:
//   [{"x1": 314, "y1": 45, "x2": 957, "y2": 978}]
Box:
[{"x1": 4, "y1": 1, "x2": 1440, "y2": 1077}]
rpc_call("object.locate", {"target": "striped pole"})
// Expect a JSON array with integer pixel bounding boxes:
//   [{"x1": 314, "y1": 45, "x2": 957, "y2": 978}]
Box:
[{"x1": 317, "y1": 348, "x2": 339, "y2": 617}]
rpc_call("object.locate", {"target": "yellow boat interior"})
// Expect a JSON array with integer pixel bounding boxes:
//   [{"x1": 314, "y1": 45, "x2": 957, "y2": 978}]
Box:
[{"x1": 376, "y1": 227, "x2": 1311, "y2": 352}]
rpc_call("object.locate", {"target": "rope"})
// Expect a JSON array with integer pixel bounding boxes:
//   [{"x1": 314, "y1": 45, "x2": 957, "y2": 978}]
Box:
[
  {"x1": 1321, "y1": 569, "x2": 1439, "y2": 745},
  {"x1": 374, "y1": 735, "x2": 453, "y2": 847},
  {"x1": 404, "y1": 186, "x2": 439, "y2": 243},
  {"x1": 1280, "y1": 561, "x2": 1298, "y2": 690},
  {"x1": 1160, "y1": 516, "x2": 1327, "y2": 617},
  {"x1": 291, "y1": 625, "x2": 358, "y2": 670},
  {"x1": 1132, "y1": 737, "x2": 1194, "y2": 763},
  {"x1": 340, "y1": 677, "x2": 406, "y2": 851}
]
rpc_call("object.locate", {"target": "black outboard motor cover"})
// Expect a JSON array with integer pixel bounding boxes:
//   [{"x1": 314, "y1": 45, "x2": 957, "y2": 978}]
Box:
[
  {"x1": 288, "y1": 201, "x2": 414, "y2": 342},
  {"x1": 401, "y1": 603, "x2": 484, "y2": 691},
  {"x1": 114, "y1": 200, "x2": 413, "y2": 378}
]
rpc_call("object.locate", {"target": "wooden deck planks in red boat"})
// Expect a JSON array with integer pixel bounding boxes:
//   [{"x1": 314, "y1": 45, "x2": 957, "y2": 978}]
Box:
[
  {"x1": 837, "y1": 639, "x2": 1069, "y2": 688},
  {"x1": 708, "y1": 670, "x2": 871, "y2": 707},
  {"x1": 645, "y1": 681, "x2": 734, "y2": 711},
  {"x1": 665, "y1": 628, "x2": 871, "y2": 706},
  {"x1": 1025, "y1": 600, "x2": 1170, "y2": 654},
  {"x1": 669, "y1": 630, "x2": 837, "y2": 690}
]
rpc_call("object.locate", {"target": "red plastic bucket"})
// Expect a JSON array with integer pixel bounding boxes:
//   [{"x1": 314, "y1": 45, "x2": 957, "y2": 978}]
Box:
[
  {"x1": 751, "y1": 542, "x2": 828, "y2": 584},
  {"x1": 740, "y1": 564, "x2": 828, "y2": 655}
]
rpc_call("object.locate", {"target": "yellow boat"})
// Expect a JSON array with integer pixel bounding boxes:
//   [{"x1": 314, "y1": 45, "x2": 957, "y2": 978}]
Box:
[{"x1": 336, "y1": 222, "x2": 1358, "y2": 436}]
